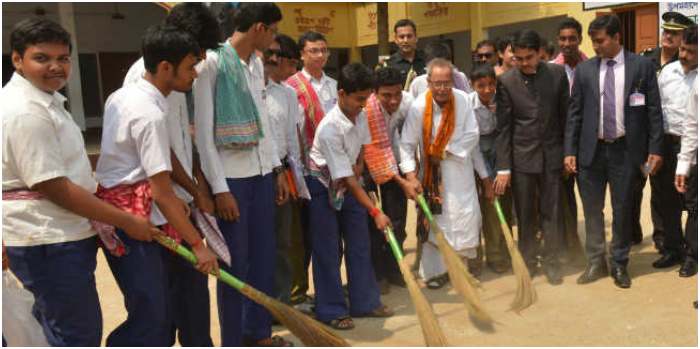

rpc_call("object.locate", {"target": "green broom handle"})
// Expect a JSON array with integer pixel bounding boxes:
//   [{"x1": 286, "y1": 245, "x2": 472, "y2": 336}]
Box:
[
  {"x1": 369, "y1": 192, "x2": 404, "y2": 260},
  {"x1": 154, "y1": 235, "x2": 245, "y2": 290},
  {"x1": 416, "y1": 194, "x2": 435, "y2": 223},
  {"x1": 493, "y1": 198, "x2": 508, "y2": 225}
]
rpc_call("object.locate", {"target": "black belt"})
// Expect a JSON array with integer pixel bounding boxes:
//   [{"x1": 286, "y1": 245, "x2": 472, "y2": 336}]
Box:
[{"x1": 598, "y1": 136, "x2": 625, "y2": 144}]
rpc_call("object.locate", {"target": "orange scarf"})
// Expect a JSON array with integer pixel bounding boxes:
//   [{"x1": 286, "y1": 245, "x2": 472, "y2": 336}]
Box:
[{"x1": 421, "y1": 90, "x2": 455, "y2": 189}]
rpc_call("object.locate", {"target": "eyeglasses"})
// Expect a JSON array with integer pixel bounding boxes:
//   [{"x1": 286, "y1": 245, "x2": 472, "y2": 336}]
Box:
[
  {"x1": 428, "y1": 80, "x2": 453, "y2": 89},
  {"x1": 304, "y1": 47, "x2": 329, "y2": 56}
]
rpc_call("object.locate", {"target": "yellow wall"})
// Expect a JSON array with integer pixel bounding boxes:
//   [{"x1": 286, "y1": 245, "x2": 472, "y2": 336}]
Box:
[{"x1": 277, "y1": 2, "x2": 609, "y2": 57}]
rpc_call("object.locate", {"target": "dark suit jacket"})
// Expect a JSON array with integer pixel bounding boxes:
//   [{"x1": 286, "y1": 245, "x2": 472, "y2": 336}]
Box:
[
  {"x1": 564, "y1": 51, "x2": 663, "y2": 168},
  {"x1": 495, "y1": 63, "x2": 570, "y2": 173}
]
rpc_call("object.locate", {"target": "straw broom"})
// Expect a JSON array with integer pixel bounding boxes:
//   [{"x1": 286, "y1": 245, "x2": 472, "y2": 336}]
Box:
[
  {"x1": 416, "y1": 195, "x2": 493, "y2": 324},
  {"x1": 154, "y1": 234, "x2": 349, "y2": 347},
  {"x1": 493, "y1": 199, "x2": 537, "y2": 313},
  {"x1": 369, "y1": 193, "x2": 448, "y2": 346}
]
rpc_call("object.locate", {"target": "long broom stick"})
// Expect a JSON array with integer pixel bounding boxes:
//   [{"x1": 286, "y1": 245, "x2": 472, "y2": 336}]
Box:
[
  {"x1": 416, "y1": 195, "x2": 493, "y2": 324},
  {"x1": 369, "y1": 193, "x2": 448, "y2": 346},
  {"x1": 493, "y1": 199, "x2": 537, "y2": 312},
  {"x1": 153, "y1": 235, "x2": 349, "y2": 347}
]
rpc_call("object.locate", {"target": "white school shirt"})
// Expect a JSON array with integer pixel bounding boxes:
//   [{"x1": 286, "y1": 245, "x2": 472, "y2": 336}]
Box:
[
  {"x1": 467, "y1": 91, "x2": 497, "y2": 135},
  {"x1": 658, "y1": 61, "x2": 698, "y2": 136},
  {"x1": 598, "y1": 49, "x2": 626, "y2": 139},
  {"x1": 2, "y1": 73, "x2": 97, "y2": 246},
  {"x1": 266, "y1": 79, "x2": 302, "y2": 164},
  {"x1": 677, "y1": 79, "x2": 698, "y2": 176},
  {"x1": 194, "y1": 50, "x2": 281, "y2": 194},
  {"x1": 123, "y1": 57, "x2": 194, "y2": 204},
  {"x1": 95, "y1": 78, "x2": 173, "y2": 225},
  {"x1": 310, "y1": 105, "x2": 371, "y2": 182}
]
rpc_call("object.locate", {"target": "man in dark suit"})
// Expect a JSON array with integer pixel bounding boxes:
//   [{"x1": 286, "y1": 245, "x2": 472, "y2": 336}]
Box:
[
  {"x1": 565, "y1": 15, "x2": 664, "y2": 289},
  {"x1": 494, "y1": 29, "x2": 570, "y2": 285}
]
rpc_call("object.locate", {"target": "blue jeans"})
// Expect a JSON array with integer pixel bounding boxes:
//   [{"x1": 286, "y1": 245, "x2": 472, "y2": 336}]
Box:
[
  {"x1": 307, "y1": 177, "x2": 381, "y2": 322},
  {"x1": 7, "y1": 236, "x2": 102, "y2": 346},
  {"x1": 216, "y1": 174, "x2": 276, "y2": 346}
]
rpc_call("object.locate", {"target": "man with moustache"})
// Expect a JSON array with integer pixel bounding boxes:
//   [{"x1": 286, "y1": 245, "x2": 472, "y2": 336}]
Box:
[
  {"x1": 565, "y1": 14, "x2": 663, "y2": 289},
  {"x1": 651, "y1": 25, "x2": 698, "y2": 274},
  {"x1": 474, "y1": 39, "x2": 499, "y2": 67},
  {"x1": 385, "y1": 19, "x2": 426, "y2": 90}
]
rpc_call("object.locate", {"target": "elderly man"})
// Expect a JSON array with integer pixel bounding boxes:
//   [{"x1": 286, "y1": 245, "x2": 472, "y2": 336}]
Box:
[{"x1": 400, "y1": 58, "x2": 493, "y2": 288}]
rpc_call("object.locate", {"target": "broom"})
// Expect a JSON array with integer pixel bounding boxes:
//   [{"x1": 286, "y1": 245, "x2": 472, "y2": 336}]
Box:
[
  {"x1": 153, "y1": 234, "x2": 349, "y2": 347},
  {"x1": 416, "y1": 195, "x2": 493, "y2": 324},
  {"x1": 493, "y1": 199, "x2": 537, "y2": 313},
  {"x1": 369, "y1": 193, "x2": 448, "y2": 346}
]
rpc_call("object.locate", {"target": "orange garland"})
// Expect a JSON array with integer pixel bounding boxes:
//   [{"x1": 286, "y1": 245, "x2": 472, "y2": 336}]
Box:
[{"x1": 421, "y1": 90, "x2": 456, "y2": 189}]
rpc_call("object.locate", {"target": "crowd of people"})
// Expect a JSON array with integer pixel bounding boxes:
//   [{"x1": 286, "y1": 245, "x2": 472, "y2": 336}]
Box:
[{"x1": 2, "y1": 2, "x2": 697, "y2": 347}]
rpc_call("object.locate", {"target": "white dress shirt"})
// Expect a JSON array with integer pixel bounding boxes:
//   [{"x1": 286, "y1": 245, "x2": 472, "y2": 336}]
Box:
[
  {"x1": 310, "y1": 105, "x2": 371, "y2": 182},
  {"x1": 193, "y1": 49, "x2": 281, "y2": 194},
  {"x1": 266, "y1": 79, "x2": 302, "y2": 164},
  {"x1": 399, "y1": 89, "x2": 489, "y2": 180},
  {"x1": 658, "y1": 61, "x2": 698, "y2": 136},
  {"x1": 123, "y1": 57, "x2": 194, "y2": 203},
  {"x1": 2, "y1": 73, "x2": 97, "y2": 246},
  {"x1": 467, "y1": 91, "x2": 497, "y2": 135},
  {"x1": 96, "y1": 79, "x2": 173, "y2": 225},
  {"x1": 598, "y1": 49, "x2": 626, "y2": 139},
  {"x1": 301, "y1": 68, "x2": 338, "y2": 113},
  {"x1": 677, "y1": 79, "x2": 698, "y2": 176}
]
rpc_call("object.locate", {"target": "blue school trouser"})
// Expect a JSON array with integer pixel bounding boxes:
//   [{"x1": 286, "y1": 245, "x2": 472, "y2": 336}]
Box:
[
  {"x1": 104, "y1": 229, "x2": 171, "y2": 346},
  {"x1": 6, "y1": 236, "x2": 102, "y2": 346},
  {"x1": 307, "y1": 177, "x2": 381, "y2": 322},
  {"x1": 216, "y1": 174, "x2": 276, "y2": 346},
  {"x1": 162, "y1": 239, "x2": 214, "y2": 346}
]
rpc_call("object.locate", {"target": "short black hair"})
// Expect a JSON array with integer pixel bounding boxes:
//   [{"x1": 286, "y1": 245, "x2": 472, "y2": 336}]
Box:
[
  {"x1": 558, "y1": 17, "x2": 583, "y2": 37},
  {"x1": 588, "y1": 14, "x2": 621, "y2": 38},
  {"x1": 374, "y1": 66, "x2": 403, "y2": 89},
  {"x1": 476, "y1": 39, "x2": 496, "y2": 51},
  {"x1": 496, "y1": 34, "x2": 514, "y2": 53},
  {"x1": 394, "y1": 19, "x2": 417, "y2": 34},
  {"x1": 469, "y1": 63, "x2": 496, "y2": 82},
  {"x1": 275, "y1": 34, "x2": 300, "y2": 60},
  {"x1": 338, "y1": 63, "x2": 375, "y2": 94},
  {"x1": 234, "y1": 3, "x2": 282, "y2": 33},
  {"x1": 541, "y1": 39, "x2": 556, "y2": 56},
  {"x1": 298, "y1": 31, "x2": 327, "y2": 51},
  {"x1": 512, "y1": 29, "x2": 542, "y2": 51},
  {"x1": 424, "y1": 42, "x2": 451, "y2": 62},
  {"x1": 142, "y1": 24, "x2": 200, "y2": 74},
  {"x1": 683, "y1": 25, "x2": 698, "y2": 46},
  {"x1": 166, "y1": 3, "x2": 222, "y2": 51},
  {"x1": 10, "y1": 18, "x2": 72, "y2": 57},
  {"x1": 218, "y1": 3, "x2": 238, "y2": 38}
]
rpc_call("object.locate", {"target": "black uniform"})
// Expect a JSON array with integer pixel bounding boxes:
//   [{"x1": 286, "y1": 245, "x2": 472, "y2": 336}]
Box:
[{"x1": 385, "y1": 50, "x2": 427, "y2": 86}]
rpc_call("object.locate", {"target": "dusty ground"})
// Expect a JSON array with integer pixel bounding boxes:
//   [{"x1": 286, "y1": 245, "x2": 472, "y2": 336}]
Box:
[{"x1": 96, "y1": 183, "x2": 698, "y2": 346}]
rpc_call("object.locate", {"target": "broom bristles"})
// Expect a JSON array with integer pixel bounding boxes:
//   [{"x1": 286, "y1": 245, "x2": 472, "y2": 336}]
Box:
[
  {"x1": 433, "y1": 228, "x2": 494, "y2": 324},
  {"x1": 499, "y1": 222, "x2": 537, "y2": 313},
  {"x1": 397, "y1": 258, "x2": 449, "y2": 346},
  {"x1": 239, "y1": 285, "x2": 350, "y2": 347}
]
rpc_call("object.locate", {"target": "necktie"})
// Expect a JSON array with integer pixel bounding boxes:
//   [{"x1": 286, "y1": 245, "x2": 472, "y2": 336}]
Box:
[{"x1": 603, "y1": 59, "x2": 617, "y2": 141}]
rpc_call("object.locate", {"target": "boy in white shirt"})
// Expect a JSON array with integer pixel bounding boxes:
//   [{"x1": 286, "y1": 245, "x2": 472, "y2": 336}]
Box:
[
  {"x1": 2, "y1": 19, "x2": 158, "y2": 346},
  {"x1": 95, "y1": 25, "x2": 218, "y2": 346},
  {"x1": 308, "y1": 63, "x2": 394, "y2": 330}
]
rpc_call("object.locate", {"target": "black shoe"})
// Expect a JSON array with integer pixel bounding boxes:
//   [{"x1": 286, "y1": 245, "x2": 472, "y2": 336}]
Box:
[
  {"x1": 466, "y1": 257, "x2": 482, "y2": 277},
  {"x1": 543, "y1": 263, "x2": 563, "y2": 285},
  {"x1": 386, "y1": 273, "x2": 407, "y2": 288},
  {"x1": 631, "y1": 233, "x2": 643, "y2": 245},
  {"x1": 577, "y1": 261, "x2": 608, "y2": 284},
  {"x1": 611, "y1": 266, "x2": 631, "y2": 288},
  {"x1": 652, "y1": 253, "x2": 683, "y2": 268},
  {"x1": 679, "y1": 259, "x2": 698, "y2": 277}
]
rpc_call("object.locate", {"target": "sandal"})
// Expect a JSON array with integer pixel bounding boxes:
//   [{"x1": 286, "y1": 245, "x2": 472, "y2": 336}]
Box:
[
  {"x1": 426, "y1": 273, "x2": 449, "y2": 289},
  {"x1": 354, "y1": 304, "x2": 394, "y2": 318},
  {"x1": 326, "y1": 316, "x2": 355, "y2": 330},
  {"x1": 243, "y1": 335, "x2": 294, "y2": 347}
]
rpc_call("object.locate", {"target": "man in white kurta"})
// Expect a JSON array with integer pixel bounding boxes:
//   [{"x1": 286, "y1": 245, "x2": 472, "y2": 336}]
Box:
[{"x1": 399, "y1": 59, "x2": 490, "y2": 283}]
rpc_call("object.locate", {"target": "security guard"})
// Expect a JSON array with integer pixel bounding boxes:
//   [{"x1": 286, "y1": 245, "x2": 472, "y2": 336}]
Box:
[
  {"x1": 641, "y1": 11, "x2": 695, "y2": 73},
  {"x1": 633, "y1": 11, "x2": 695, "y2": 253}
]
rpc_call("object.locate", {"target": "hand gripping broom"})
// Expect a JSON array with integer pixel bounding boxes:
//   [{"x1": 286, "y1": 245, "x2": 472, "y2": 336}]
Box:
[
  {"x1": 369, "y1": 192, "x2": 448, "y2": 346},
  {"x1": 493, "y1": 198, "x2": 537, "y2": 312},
  {"x1": 153, "y1": 234, "x2": 349, "y2": 347},
  {"x1": 416, "y1": 195, "x2": 493, "y2": 324}
]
